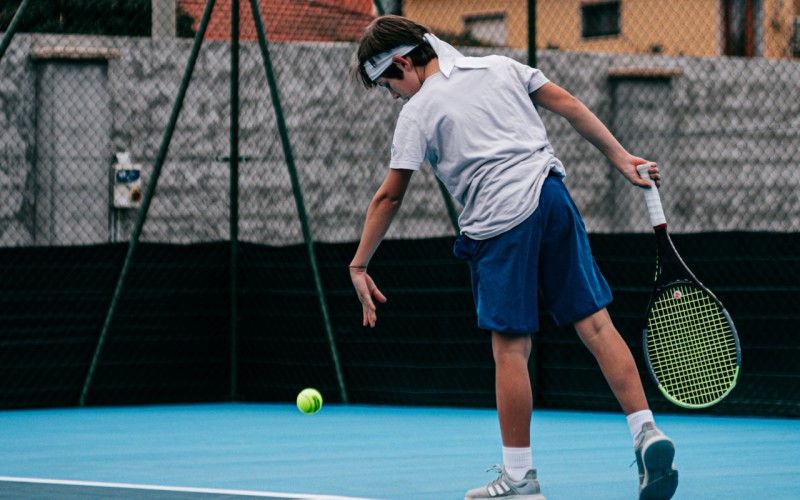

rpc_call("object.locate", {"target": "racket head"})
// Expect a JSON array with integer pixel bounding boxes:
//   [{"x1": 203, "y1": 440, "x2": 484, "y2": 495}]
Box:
[{"x1": 643, "y1": 280, "x2": 741, "y2": 409}]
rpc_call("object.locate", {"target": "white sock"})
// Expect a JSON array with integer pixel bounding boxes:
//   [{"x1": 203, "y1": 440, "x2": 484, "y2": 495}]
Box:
[
  {"x1": 502, "y1": 446, "x2": 533, "y2": 482},
  {"x1": 627, "y1": 409, "x2": 655, "y2": 444}
]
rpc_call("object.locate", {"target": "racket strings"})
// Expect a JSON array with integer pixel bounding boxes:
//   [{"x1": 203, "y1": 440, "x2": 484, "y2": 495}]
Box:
[{"x1": 646, "y1": 284, "x2": 738, "y2": 407}]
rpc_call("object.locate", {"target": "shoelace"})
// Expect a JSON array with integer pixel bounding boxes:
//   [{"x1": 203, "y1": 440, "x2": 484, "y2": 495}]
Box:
[
  {"x1": 486, "y1": 464, "x2": 503, "y2": 491},
  {"x1": 483, "y1": 465, "x2": 509, "y2": 489}
]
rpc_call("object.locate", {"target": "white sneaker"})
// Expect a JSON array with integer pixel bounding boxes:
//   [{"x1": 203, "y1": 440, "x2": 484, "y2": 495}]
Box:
[
  {"x1": 634, "y1": 422, "x2": 679, "y2": 499},
  {"x1": 465, "y1": 465, "x2": 546, "y2": 499}
]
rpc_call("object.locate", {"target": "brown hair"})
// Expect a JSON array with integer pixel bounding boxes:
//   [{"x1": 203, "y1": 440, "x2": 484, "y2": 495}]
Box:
[{"x1": 351, "y1": 15, "x2": 438, "y2": 88}]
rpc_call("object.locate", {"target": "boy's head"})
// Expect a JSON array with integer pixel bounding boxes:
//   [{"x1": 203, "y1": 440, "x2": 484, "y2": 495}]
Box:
[{"x1": 352, "y1": 15, "x2": 438, "y2": 89}]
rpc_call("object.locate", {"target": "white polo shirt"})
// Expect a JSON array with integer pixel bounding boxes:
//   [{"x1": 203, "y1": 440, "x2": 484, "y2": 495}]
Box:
[{"x1": 389, "y1": 55, "x2": 565, "y2": 240}]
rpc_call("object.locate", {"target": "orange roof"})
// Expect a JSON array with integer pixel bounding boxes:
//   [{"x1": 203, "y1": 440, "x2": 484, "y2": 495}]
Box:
[{"x1": 178, "y1": 0, "x2": 376, "y2": 42}]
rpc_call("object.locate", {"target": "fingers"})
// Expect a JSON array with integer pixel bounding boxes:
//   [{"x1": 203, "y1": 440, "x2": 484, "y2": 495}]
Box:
[
  {"x1": 633, "y1": 161, "x2": 660, "y2": 188},
  {"x1": 362, "y1": 284, "x2": 386, "y2": 327},
  {"x1": 372, "y1": 287, "x2": 387, "y2": 304},
  {"x1": 646, "y1": 162, "x2": 661, "y2": 186},
  {"x1": 363, "y1": 303, "x2": 377, "y2": 327},
  {"x1": 361, "y1": 294, "x2": 382, "y2": 327},
  {"x1": 358, "y1": 288, "x2": 377, "y2": 327},
  {"x1": 351, "y1": 270, "x2": 385, "y2": 328}
]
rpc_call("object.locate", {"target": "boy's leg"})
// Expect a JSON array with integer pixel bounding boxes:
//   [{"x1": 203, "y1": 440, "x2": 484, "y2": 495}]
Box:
[
  {"x1": 464, "y1": 331, "x2": 545, "y2": 499},
  {"x1": 573, "y1": 308, "x2": 647, "y2": 414},
  {"x1": 575, "y1": 308, "x2": 678, "y2": 500},
  {"x1": 492, "y1": 332, "x2": 532, "y2": 447}
]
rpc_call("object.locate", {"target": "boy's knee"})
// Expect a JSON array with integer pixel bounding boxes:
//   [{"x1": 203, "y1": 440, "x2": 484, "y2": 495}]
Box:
[
  {"x1": 574, "y1": 308, "x2": 614, "y2": 341},
  {"x1": 491, "y1": 332, "x2": 532, "y2": 361}
]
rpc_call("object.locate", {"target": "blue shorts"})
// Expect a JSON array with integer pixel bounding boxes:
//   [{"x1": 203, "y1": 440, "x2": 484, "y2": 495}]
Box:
[{"x1": 453, "y1": 175, "x2": 612, "y2": 334}]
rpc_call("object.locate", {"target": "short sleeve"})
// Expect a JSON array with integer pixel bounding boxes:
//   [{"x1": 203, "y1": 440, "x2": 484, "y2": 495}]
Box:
[
  {"x1": 389, "y1": 113, "x2": 426, "y2": 171},
  {"x1": 505, "y1": 57, "x2": 550, "y2": 94}
]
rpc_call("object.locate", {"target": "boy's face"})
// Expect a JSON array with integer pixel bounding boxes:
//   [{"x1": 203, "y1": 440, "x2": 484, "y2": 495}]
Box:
[{"x1": 376, "y1": 56, "x2": 422, "y2": 101}]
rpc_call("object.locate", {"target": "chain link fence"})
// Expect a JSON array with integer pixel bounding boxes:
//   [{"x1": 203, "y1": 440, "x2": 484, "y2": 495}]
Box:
[{"x1": 1, "y1": 0, "x2": 798, "y2": 416}]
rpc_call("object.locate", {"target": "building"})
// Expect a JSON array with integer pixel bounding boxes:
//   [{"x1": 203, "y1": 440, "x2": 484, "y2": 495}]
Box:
[{"x1": 403, "y1": 0, "x2": 800, "y2": 59}]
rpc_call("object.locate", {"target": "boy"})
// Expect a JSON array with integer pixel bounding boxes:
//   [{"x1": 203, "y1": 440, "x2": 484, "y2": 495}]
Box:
[{"x1": 348, "y1": 15, "x2": 678, "y2": 500}]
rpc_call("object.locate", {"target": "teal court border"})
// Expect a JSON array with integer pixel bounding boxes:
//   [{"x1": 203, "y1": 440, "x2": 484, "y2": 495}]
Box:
[{"x1": 1, "y1": 403, "x2": 798, "y2": 499}]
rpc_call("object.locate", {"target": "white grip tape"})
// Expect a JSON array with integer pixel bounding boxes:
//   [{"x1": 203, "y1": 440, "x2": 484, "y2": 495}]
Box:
[{"x1": 636, "y1": 163, "x2": 667, "y2": 228}]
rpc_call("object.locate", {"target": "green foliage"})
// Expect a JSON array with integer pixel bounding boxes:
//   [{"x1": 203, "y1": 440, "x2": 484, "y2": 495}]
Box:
[
  {"x1": 0, "y1": 0, "x2": 195, "y2": 38},
  {"x1": 435, "y1": 30, "x2": 494, "y2": 48}
]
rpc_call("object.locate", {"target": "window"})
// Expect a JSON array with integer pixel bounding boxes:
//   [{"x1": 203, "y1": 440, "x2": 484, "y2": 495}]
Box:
[
  {"x1": 723, "y1": 0, "x2": 761, "y2": 57},
  {"x1": 376, "y1": 0, "x2": 403, "y2": 16},
  {"x1": 581, "y1": 1, "x2": 621, "y2": 38},
  {"x1": 464, "y1": 11, "x2": 507, "y2": 46}
]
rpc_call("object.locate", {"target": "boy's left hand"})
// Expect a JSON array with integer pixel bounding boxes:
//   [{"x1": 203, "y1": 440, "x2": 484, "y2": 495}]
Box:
[{"x1": 349, "y1": 268, "x2": 387, "y2": 328}]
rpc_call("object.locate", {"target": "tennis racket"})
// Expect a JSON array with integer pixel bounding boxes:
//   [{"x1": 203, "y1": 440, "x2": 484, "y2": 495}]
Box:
[{"x1": 637, "y1": 163, "x2": 741, "y2": 409}]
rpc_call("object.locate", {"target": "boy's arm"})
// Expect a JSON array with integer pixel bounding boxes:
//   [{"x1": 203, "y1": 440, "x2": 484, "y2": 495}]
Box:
[
  {"x1": 350, "y1": 168, "x2": 414, "y2": 327},
  {"x1": 531, "y1": 82, "x2": 659, "y2": 188}
]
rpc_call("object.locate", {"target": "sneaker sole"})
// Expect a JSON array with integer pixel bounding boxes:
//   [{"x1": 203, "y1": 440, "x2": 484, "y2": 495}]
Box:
[
  {"x1": 465, "y1": 496, "x2": 546, "y2": 500},
  {"x1": 639, "y1": 438, "x2": 678, "y2": 500}
]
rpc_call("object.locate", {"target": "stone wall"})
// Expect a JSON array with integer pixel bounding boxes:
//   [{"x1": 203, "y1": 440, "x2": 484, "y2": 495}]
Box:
[{"x1": 1, "y1": 33, "x2": 798, "y2": 247}]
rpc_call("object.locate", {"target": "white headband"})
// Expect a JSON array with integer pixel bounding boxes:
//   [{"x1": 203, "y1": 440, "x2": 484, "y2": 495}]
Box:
[
  {"x1": 363, "y1": 43, "x2": 418, "y2": 81},
  {"x1": 363, "y1": 33, "x2": 464, "y2": 82}
]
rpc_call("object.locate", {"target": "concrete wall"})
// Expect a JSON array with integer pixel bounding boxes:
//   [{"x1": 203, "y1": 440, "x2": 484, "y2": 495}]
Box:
[{"x1": 1, "y1": 33, "x2": 798, "y2": 247}]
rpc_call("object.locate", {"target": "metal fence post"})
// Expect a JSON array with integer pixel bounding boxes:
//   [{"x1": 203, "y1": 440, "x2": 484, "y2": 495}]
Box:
[
  {"x1": 229, "y1": 0, "x2": 240, "y2": 402},
  {"x1": 79, "y1": 0, "x2": 219, "y2": 406},
  {"x1": 0, "y1": 0, "x2": 32, "y2": 63},
  {"x1": 249, "y1": 0, "x2": 349, "y2": 404}
]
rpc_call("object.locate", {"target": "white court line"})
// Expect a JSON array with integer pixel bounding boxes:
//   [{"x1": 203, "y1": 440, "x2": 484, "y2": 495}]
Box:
[{"x1": 0, "y1": 476, "x2": 379, "y2": 500}]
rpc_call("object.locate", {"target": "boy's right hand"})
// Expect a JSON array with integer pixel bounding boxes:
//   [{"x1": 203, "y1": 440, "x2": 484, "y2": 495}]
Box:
[
  {"x1": 619, "y1": 157, "x2": 660, "y2": 188},
  {"x1": 349, "y1": 268, "x2": 387, "y2": 328}
]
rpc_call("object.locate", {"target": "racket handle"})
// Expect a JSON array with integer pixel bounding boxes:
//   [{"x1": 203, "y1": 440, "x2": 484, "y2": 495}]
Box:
[{"x1": 636, "y1": 163, "x2": 667, "y2": 229}]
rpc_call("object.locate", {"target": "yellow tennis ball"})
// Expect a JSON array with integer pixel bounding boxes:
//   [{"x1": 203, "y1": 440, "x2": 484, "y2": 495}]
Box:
[{"x1": 296, "y1": 388, "x2": 323, "y2": 414}]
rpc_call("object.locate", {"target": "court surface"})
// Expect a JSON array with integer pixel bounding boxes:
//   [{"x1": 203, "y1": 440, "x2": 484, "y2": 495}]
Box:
[{"x1": 1, "y1": 403, "x2": 798, "y2": 499}]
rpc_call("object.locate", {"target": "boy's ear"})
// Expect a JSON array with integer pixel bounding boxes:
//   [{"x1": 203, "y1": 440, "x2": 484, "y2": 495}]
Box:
[{"x1": 391, "y1": 55, "x2": 412, "y2": 71}]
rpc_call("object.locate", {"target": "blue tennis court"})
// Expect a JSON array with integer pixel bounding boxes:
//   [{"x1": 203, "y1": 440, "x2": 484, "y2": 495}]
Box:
[{"x1": 1, "y1": 403, "x2": 797, "y2": 499}]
